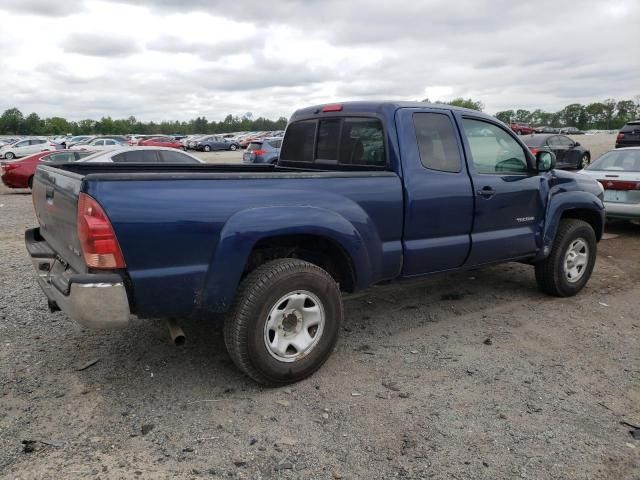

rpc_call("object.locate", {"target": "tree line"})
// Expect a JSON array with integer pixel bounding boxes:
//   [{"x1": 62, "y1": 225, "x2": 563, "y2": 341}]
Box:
[
  {"x1": 1, "y1": 96, "x2": 638, "y2": 135},
  {"x1": 425, "y1": 96, "x2": 640, "y2": 130},
  {"x1": 0, "y1": 108, "x2": 288, "y2": 136}
]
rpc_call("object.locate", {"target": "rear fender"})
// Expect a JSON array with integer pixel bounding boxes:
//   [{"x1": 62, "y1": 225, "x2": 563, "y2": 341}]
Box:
[{"x1": 200, "y1": 206, "x2": 372, "y2": 312}]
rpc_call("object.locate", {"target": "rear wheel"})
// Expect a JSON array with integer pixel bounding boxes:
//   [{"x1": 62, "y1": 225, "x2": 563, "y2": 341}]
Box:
[
  {"x1": 224, "y1": 259, "x2": 343, "y2": 385},
  {"x1": 535, "y1": 219, "x2": 596, "y2": 297},
  {"x1": 204, "y1": 145, "x2": 211, "y2": 152},
  {"x1": 27, "y1": 176, "x2": 33, "y2": 189}
]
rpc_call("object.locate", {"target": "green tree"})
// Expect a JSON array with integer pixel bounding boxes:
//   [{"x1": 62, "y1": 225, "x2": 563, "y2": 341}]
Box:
[
  {"x1": 0, "y1": 108, "x2": 24, "y2": 134},
  {"x1": 495, "y1": 110, "x2": 515, "y2": 124},
  {"x1": 23, "y1": 113, "x2": 43, "y2": 135}
]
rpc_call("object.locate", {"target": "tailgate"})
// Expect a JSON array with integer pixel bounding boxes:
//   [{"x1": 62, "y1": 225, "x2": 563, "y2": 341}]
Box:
[{"x1": 32, "y1": 165, "x2": 87, "y2": 273}]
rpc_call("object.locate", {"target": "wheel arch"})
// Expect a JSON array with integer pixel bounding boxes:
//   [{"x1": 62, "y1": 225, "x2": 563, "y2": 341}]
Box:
[{"x1": 199, "y1": 206, "x2": 373, "y2": 313}]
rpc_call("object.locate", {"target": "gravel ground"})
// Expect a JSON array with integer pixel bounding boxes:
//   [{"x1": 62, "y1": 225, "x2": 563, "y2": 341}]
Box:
[{"x1": 1, "y1": 134, "x2": 639, "y2": 479}]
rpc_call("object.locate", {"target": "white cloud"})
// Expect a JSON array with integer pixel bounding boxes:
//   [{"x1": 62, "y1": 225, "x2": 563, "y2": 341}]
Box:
[{"x1": 0, "y1": 0, "x2": 638, "y2": 121}]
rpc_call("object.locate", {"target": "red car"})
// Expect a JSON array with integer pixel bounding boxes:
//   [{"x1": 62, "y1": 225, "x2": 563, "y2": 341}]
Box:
[
  {"x1": 137, "y1": 136, "x2": 184, "y2": 149},
  {"x1": 1, "y1": 150, "x2": 93, "y2": 189},
  {"x1": 509, "y1": 122, "x2": 535, "y2": 135}
]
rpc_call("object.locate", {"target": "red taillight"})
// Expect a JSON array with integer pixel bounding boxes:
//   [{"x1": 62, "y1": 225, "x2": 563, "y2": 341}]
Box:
[
  {"x1": 77, "y1": 193, "x2": 126, "y2": 269},
  {"x1": 617, "y1": 133, "x2": 625, "y2": 141},
  {"x1": 253, "y1": 149, "x2": 267, "y2": 156},
  {"x1": 2, "y1": 162, "x2": 18, "y2": 172},
  {"x1": 322, "y1": 104, "x2": 343, "y2": 112},
  {"x1": 530, "y1": 148, "x2": 539, "y2": 155},
  {"x1": 598, "y1": 179, "x2": 640, "y2": 191}
]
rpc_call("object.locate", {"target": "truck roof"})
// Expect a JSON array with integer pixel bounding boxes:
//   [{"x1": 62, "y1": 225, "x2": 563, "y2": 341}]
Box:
[{"x1": 290, "y1": 101, "x2": 497, "y2": 123}]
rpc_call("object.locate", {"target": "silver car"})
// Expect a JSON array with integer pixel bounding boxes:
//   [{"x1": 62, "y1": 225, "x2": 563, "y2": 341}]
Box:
[
  {"x1": 77, "y1": 146, "x2": 204, "y2": 163},
  {"x1": 579, "y1": 147, "x2": 640, "y2": 220}
]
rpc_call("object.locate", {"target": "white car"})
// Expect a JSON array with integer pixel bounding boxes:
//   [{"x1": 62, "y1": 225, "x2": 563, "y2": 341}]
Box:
[
  {"x1": 579, "y1": 147, "x2": 640, "y2": 220},
  {"x1": 70, "y1": 138, "x2": 123, "y2": 151},
  {"x1": 0, "y1": 138, "x2": 55, "y2": 159},
  {"x1": 77, "y1": 146, "x2": 204, "y2": 163}
]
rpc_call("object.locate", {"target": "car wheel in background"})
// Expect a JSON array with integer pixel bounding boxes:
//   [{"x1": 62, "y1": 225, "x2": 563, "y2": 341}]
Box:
[
  {"x1": 535, "y1": 219, "x2": 597, "y2": 297},
  {"x1": 4, "y1": 152, "x2": 15, "y2": 160},
  {"x1": 224, "y1": 259, "x2": 343, "y2": 385},
  {"x1": 578, "y1": 154, "x2": 590, "y2": 169},
  {"x1": 204, "y1": 145, "x2": 211, "y2": 152},
  {"x1": 229, "y1": 144, "x2": 237, "y2": 151}
]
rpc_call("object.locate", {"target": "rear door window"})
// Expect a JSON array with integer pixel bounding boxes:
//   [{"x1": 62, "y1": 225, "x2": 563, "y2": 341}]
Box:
[
  {"x1": 268, "y1": 139, "x2": 282, "y2": 148},
  {"x1": 247, "y1": 142, "x2": 263, "y2": 152},
  {"x1": 112, "y1": 150, "x2": 159, "y2": 162},
  {"x1": 158, "y1": 150, "x2": 200, "y2": 163},
  {"x1": 413, "y1": 112, "x2": 461, "y2": 173}
]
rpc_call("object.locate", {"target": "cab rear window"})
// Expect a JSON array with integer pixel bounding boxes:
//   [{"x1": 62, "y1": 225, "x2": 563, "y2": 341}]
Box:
[{"x1": 280, "y1": 117, "x2": 386, "y2": 168}]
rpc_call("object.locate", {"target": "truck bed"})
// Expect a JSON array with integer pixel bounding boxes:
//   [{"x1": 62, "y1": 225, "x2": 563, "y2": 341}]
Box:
[{"x1": 31, "y1": 162, "x2": 404, "y2": 318}]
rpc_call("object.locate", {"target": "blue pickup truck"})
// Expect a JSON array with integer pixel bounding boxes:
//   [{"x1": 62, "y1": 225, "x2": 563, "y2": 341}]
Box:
[{"x1": 27, "y1": 101, "x2": 605, "y2": 385}]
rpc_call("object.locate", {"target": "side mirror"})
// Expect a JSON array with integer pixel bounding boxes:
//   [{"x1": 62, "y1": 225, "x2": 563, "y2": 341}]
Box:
[
  {"x1": 573, "y1": 141, "x2": 580, "y2": 147},
  {"x1": 536, "y1": 150, "x2": 555, "y2": 172}
]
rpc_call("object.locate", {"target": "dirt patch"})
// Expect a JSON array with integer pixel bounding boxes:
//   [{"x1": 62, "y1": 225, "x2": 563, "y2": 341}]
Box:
[{"x1": 0, "y1": 183, "x2": 638, "y2": 479}]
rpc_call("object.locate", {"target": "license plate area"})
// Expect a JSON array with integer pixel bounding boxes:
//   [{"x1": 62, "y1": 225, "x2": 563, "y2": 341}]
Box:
[{"x1": 604, "y1": 190, "x2": 628, "y2": 202}]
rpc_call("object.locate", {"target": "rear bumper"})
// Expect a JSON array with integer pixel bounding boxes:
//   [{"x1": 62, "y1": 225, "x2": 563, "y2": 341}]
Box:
[
  {"x1": 25, "y1": 228, "x2": 131, "y2": 329},
  {"x1": 604, "y1": 202, "x2": 640, "y2": 220}
]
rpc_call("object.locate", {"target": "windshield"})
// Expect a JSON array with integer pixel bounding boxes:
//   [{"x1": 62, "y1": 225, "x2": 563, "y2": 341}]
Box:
[{"x1": 587, "y1": 149, "x2": 640, "y2": 171}]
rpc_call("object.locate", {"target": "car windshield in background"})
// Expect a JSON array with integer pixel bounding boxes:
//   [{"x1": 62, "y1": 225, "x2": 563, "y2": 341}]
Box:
[{"x1": 587, "y1": 149, "x2": 640, "y2": 171}]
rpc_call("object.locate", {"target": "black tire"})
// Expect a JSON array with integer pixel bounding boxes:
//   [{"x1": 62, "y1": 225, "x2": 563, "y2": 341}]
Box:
[
  {"x1": 224, "y1": 259, "x2": 343, "y2": 385},
  {"x1": 28, "y1": 176, "x2": 33, "y2": 189},
  {"x1": 229, "y1": 144, "x2": 237, "y2": 151},
  {"x1": 578, "y1": 153, "x2": 590, "y2": 169},
  {"x1": 204, "y1": 145, "x2": 211, "y2": 152},
  {"x1": 5, "y1": 152, "x2": 15, "y2": 160},
  {"x1": 535, "y1": 219, "x2": 596, "y2": 297}
]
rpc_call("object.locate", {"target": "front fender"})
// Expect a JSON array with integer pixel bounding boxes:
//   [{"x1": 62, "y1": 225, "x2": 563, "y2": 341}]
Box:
[
  {"x1": 540, "y1": 190, "x2": 604, "y2": 258},
  {"x1": 200, "y1": 206, "x2": 374, "y2": 312}
]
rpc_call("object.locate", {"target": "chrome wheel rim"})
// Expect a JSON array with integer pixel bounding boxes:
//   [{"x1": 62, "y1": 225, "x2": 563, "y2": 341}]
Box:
[
  {"x1": 563, "y1": 238, "x2": 589, "y2": 283},
  {"x1": 263, "y1": 290, "x2": 325, "y2": 362}
]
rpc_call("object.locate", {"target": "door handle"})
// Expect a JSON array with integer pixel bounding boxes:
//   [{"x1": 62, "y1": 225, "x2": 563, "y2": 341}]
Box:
[
  {"x1": 45, "y1": 186, "x2": 54, "y2": 201},
  {"x1": 477, "y1": 186, "x2": 496, "y2": 198}
]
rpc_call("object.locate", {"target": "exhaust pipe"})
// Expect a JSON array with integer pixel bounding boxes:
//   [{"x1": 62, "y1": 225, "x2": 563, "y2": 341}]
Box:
[{"x1": 166, "y1": 318, "x2": 185, "y2": 346}]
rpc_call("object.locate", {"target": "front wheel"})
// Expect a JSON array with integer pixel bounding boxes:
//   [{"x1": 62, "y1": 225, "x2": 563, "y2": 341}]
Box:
[
  {"x1": 203, "y1": 145, "x2": 211, "y2": 152},
  {"x1": 224, "y1": 259, "x2": 343, "y2": 385},
  {"x1": 535, "y1": 219, "x2": 596, "y2": 297},
  {"x1": 4, "y1": 152, "x2": 15, "y2": 160},
  {"x1": 229, "y1": 144, "x2": 237, "y2": 151},
  {"x1": 578, "y1": 154, "x2": 590, "y2": 169}
]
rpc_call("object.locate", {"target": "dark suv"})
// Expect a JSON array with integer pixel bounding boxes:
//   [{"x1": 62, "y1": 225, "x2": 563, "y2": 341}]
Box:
[{"x1": 616, "y1": 120, "x2": 640, "y2": 148}]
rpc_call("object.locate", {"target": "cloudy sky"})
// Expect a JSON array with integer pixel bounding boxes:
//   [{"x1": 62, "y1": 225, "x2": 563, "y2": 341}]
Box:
[{"x1": 0, "y1": 0, "x2": 638, "y2": 122}]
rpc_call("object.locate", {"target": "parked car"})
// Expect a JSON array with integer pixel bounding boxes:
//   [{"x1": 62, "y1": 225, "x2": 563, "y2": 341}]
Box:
[
  {"x1": 76, "y1": 146, "x2": 204, "y2": 163},
  {"x1": 509, "y1": 122, "x2": 535, "y2": 135},
  {"x1": 27, "y1": 101, "x2": 604, "y2": 385},
  {"x1": 65, "y1": 136, "x2": 95, "y2": 149},
  {"x1": 559, "y1": 126, "x2": 584, "y2": 135},
  {"x1": 534, "y1": 126, "x2": 557, "y2": 134},
  {"x1": 243, "y1": 137, "x2": 282, "y2": 164},
  {"x1": 615, "y1": 120, "x2": 640, "y2": 148},
  {"x1": 195, "y1": 135, "x2": 240, "y2": 152},
  {"x1": 137, "y1": 136, "x2": 184, "y2": 149},
  {"x1": 1, "y1": 150, "x2": 94, "y2": 189},
  {"x1": 522, "y1": 134, "x2": 591, "y2": 169},
  {"x1": 0, "y1": 138, "x2": 56, "y2": 159},
  {"x1": 578, "y1": 148, "x2": 640, "y2": 220},
  {"x1": 70, "y1": 138, "x2": 124, "y2": 151},
  {"x1": 184, "y1": 135, "x2": 206, "y2": 150}
]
